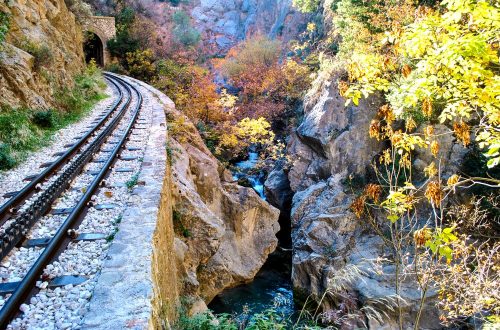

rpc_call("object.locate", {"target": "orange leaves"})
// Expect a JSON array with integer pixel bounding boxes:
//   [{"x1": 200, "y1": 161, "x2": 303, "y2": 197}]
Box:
[
  {"x1": 453, "y1": 121, "x2": 470, "y2": 146},
  {"x1": 424, "y1": 125, "x2": 434, "y2": 139},
  {"x1": 216, "y1": 35, "x2": 311, "y2": 122},
  {"x1": 425, "y1": 181, "x2": 444, "y2": 206},
  {"x1": 351, "y1": 184, "x2": 382, "y2": 218},
  {"x1": 430, "y1": 140, "x2": 440, "y2": 157},
  {"x1": 422, "y1": 98, "x2": 433, "y2": 117},
  {"x1": 351, "y1": 195, "x2": 366, "y2": 218},
  {"x1": 365, "y1": 184, "x2": 382, "y2": 203},
  {"x1": 378, "y1": 104, "x2": 395, "y2": 124},
  {"x1": 369, "y1": 120, "x2": 381, "y2": 140},
  {"x1": 414, "y1": 227, "x2": 432, "y2": 247},
  {"x1": 401, "y1": 64, "x2": 412, "y2": 78}
]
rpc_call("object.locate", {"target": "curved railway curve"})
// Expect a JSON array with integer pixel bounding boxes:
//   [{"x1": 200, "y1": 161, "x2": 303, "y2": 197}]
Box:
[{"x1": 0, "y1": 73, "x2": 144, "y2": 328}]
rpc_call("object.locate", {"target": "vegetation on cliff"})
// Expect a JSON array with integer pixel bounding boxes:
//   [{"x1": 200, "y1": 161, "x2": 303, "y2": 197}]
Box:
[
  {"x1": 99, "y1": 2, "x2": 311, "y2": 165},
  {"x1": 0, "y1": 61, "x2": 106, "y2": 170},
  {"x1": 290, "y1": 0, "x2": 500, "y2": 327}
]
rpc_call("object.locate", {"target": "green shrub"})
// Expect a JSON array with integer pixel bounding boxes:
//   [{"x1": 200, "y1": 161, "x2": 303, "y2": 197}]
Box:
[
  {"x1": 32, "y1": 110, "x2": 57, "y2": 128},
  {"x1": 107, "y1": 7, "x2": 140, "y2": 59},
  {"x1": 104, "y1": 61, "x2": 125, "y2": 74},
  {"x1": 18, "y1": 38, "x2": 53, "y2": 70},
  {"x1": 0, "y1": 143, "x2": 15, "y2": 170},
  {"x1": 57, "y1": 60, "x2": 106, "y2": 115},
  {"x1": 293, "y1": 0, "x2": 321, "y2": 12},
  {"x1": 175, "y1": 311, "x2": 237, "y2": 330},
  {"x1": 0, "y1": 109, "x2": 41, "y2": 151},
  {"x1": 0, "y1": 11, "x2": 10, "y2": 47},
  {"x1": 172, "y1": 11, "x2": 200, "y2": 47},
  {"x1": 0, "y1": 62, "x2": 106, "y2": 170}
]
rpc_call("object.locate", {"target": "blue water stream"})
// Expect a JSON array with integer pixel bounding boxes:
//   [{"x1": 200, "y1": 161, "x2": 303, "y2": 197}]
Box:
[{"x1": 208, "y1": 151, "x2": 294, "y2": 319}]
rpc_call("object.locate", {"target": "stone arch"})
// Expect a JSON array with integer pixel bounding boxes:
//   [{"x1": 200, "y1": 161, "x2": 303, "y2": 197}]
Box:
[
  {"x1": 82, "y1": 16, "x2": 116, "y2": 67},
  {"x1": 84, "y1": 31, "x2": 104, "y2": 66}
]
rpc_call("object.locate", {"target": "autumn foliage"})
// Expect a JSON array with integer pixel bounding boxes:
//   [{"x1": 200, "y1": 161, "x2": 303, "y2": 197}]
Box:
[{"x1": 215, "y1": 35, "x2": 312, "y2": 122}]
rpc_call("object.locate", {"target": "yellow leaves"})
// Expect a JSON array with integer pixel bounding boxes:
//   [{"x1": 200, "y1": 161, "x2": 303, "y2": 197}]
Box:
[
  {"x1": 380, "y1": 148, "x2": 392, "y2": 165},
  {"x1": 447, "y1": 174, "x2": 460, "y2": 186},
  {"x1": 307, "y1": 22, "x2": 316, "y2": 32},
  {"x1": 236, "y1": 117, "x2": 275, "y2": 144},
  {"x1": 216, "y1": 117, "x2": 275, "y2": 156},
  {"x1": 391, "y1": 131, "x2": 427, "y2": 155},
  {"x1": 168, "y1": 116, "x2": 191, "y2": 144},
  {"x1": 338, "y1": 81, "x2": 349, "y2": 97},
  {"x1": 424, "y1": 226, "x2": 458, "y2": 262},
  {"x1": 422, "y1": 98, "x2": 433, "y2": 117},
  {"x1": 381, "y1": 187, "x2": 415, "y2": 222},
  {"x1": 217, "y1": 89, "x2": 238, "y2": 109},
  {"x1": 424, "y1": 162, "x2": 438, "y2": 178},
  {"x1": 430, "y1": 140, "x2": 440, "y2": 157}
]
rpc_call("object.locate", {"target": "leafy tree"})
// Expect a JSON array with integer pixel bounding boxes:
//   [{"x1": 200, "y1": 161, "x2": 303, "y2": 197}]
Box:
[
  {"x1": 344, "y1": 0, "x2": 500, "y2": 167},
  {"x1": 293, "y1": 0, "x2": 321, "y2": 12},
  {"x1": 107, "y1": 7, "x2": 140, "y2": 58},
  {"x1": 172, "y1": 10, "x2": 200, "y2": 47},
  {"x1": 155, "y1": 59, "x2": 224, "y2": 123},
  {"x1": 125, "y1": 49, "x2": 156, "y2": 81},
  {"x1": 216, "y1": 35, "x2": 311, "y2": 123},
  {"x1": 339, "y1": 0, "x2": 500, "y2": 327}
]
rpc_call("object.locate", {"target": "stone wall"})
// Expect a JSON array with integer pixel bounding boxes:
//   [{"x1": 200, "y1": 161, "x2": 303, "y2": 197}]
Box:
[
  {"x1": 81, "y1": 16, "x2": 116, "y2": 66},
  {"x1": 80, "y1": 76, "x2": 179, "y2": 329}
]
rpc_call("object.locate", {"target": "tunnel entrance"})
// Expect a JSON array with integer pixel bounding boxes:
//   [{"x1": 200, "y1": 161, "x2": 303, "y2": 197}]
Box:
[{"x1": 84, "y1": 31, "x2": 104, "y2": 67}]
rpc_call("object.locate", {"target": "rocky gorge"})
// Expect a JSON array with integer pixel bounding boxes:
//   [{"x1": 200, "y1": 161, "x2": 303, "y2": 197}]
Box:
[
  {"x1": 165, "y1": 105, "x2": 280, "y2": 315},
  {"x1": 0, "y1": 0, "x2": 498, "y2": 328}
]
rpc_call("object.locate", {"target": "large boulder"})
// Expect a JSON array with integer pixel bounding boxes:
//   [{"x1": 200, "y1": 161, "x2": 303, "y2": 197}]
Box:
[
  {"x1": 166, "y1": 106, "x2": 280, "y2": 309},
  {"x1": 288, "y1": 71, "x2": 384, "y2": 192}
]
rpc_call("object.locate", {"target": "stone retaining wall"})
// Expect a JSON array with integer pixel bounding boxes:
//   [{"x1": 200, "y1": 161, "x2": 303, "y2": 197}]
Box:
[{"x1": 81, "y1": 75, "x2": 179, "y2": 329}]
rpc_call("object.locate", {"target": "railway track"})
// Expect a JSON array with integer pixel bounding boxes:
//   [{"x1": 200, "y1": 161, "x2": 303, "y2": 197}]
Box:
[{"x1": 0, "y1": 73, "x2": 144, "y2": 327}]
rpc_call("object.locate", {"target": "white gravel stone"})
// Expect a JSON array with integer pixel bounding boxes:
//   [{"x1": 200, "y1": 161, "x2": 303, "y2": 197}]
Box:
[{"x1": 3, "y1": 76, "x2": 156, "y2": 330}]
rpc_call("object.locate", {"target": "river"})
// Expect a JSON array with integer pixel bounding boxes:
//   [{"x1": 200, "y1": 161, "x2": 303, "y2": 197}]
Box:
[{"x1": 208, "y1": 151, "x2": 295, "y2": 320}]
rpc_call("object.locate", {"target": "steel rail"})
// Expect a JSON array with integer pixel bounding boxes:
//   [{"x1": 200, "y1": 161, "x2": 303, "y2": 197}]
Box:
[
  {"x1": 0, "y1": 74, "x2": 143, "y2": 327},
  {"x1": 0, "y1": 75, "x2": 132, "y2": 260},
  {"x1": 0, "y1": 77, "x2": 124, "y2": 225}
]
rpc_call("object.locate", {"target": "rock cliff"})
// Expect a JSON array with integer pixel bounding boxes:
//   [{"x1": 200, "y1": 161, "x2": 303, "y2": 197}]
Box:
[
  {"x1": 273, "y1": 66, "x2": 446, "y2": 328},
  {"x1": 0, "y1": 0, "x2": 85, "y2": 109},
  {"x1": 191, "y1": 0, "x2": 308, "y2": 52},
  {"x1": 165, "y1": 106, "x2": 280, "y2": 313}
]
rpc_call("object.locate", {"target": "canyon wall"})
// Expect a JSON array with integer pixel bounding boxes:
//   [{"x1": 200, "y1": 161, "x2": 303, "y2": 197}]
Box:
[
  {"x1": 0, "y1": 0, "x2": 85, "y2": 109},
  {"x1": 191, "y1": 0, "x2": 309, "y2": 53},
  {"x1": 276, "y1": 64, "x2": 447, "y2": 329}
]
